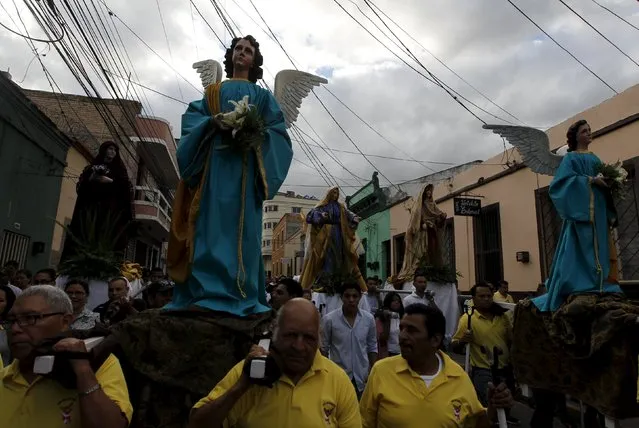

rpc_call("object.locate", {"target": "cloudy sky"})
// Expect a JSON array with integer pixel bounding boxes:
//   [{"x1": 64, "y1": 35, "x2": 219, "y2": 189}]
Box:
[{"x1": 2, "y1": 0, "x2": 638, "y2": 198}]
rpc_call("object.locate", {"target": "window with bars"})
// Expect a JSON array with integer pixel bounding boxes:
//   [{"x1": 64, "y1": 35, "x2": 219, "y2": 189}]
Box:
[
  {"x1": 473, "y1": 203, "x2": 504, "y2": 285},
  {"x1": 535, "y1": 158, "x2": 639, "y2": 281},
  {"x1": 393, "y1": 233, "x2": 405, "y2": 276},
  {"x1": 443, "y1": 218, "x2": 456, "y2": 273},
  {"x1": 0, "y1": 230, "x2": 30, "y2": 268},
  {"x1": 382, "y1": 240, "x2": 391, "y2": 280}
]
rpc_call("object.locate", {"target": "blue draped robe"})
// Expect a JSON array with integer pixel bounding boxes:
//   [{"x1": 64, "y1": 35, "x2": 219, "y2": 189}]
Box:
[
  {"x1": 532, "y1": 151, "x2": 621, "y2": 312},
  {"x1": 166, "y1": 79, "x2": 292, "y2": 316}
]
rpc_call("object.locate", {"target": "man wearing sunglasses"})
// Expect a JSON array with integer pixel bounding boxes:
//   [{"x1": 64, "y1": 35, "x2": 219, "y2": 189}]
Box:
[{"x1": 0, "y1": 285, "x2": 132, "y2": 428}]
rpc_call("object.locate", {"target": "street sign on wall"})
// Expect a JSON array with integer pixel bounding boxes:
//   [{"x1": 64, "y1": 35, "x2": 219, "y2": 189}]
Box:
[{"x1": 453, "y1": 197, "x2": 481, "y2": 216}]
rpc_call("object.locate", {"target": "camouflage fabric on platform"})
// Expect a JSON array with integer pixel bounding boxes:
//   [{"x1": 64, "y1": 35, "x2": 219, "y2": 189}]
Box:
[
  {"x1": 512, "y1": 295, "x2": 639, "y2": 419},
  {"x1": 109, "y1": 309, "x2": 273, "y2": 428}
]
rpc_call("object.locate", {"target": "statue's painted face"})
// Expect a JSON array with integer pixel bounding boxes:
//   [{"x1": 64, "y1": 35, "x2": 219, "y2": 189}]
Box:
[
  {"x1": 576, "y1": 123, "x2": 591, "y2": 147},
  {"x1": 329, "y1": 188, "x2": 339, "y2": 201},
  {"x1": 424, "y1": 186, "x2": 433, "y2": 200},
  {"x1": 232, "y1": 38, "x2": 255, "y2": 70},
  {"x1": 104, "y1": 145, "x2": 117, "y2": 162}
]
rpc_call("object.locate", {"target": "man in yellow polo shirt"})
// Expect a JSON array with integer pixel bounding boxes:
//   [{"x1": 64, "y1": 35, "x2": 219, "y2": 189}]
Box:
[
  {"x1": 0, "y1": 285, "x2": 132, "y2": 428},
  {"x1": 360, "y1": 303, "x2": 512, "y2": 427},
  {"x1": 189, "y1": 298, "x2": 361, "y2": 428},
  {"x1": 452, "y1": 282, "x2": 516, "y2": 424},
  {"x1": 493, "y1": 280, "x2": 515, "y2": 304}
]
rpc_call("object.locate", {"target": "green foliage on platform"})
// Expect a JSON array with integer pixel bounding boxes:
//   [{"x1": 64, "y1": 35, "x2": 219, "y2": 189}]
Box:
[{"x1": 58, "y1": 210, "x2": 124, "y2": 280}]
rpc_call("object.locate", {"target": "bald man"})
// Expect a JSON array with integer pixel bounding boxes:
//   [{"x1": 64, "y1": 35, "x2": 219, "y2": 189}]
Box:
[{"x1": 189, "y1": 299, "x2": 361, "y2": 428}]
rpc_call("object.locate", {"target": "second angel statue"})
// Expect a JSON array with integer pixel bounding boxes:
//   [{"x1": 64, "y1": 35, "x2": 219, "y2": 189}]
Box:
[{"x1": 166, "y1": 35, "x2": 327, "y2": 316}]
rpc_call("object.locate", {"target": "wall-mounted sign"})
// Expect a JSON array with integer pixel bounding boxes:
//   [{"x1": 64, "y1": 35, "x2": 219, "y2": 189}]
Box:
[{"x1": 453, "y1": 197, "x2": 481, "y2": 216}]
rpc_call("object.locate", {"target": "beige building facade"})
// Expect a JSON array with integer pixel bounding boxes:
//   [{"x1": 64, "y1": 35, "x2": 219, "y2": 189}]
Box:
[
  {"x1": 262, "y1": 191, "x2": 317, "y2": 276},
  {"x1": 390, "y1": 84, "x2": 639, "y2": 294}
]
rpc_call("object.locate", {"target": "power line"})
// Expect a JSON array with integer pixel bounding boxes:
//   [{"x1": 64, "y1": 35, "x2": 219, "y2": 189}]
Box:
[
  {"x1": 0, "y1": 14, "x2": 65, "y2": 43},
  {"x1": 322, "y1": 87, "x2": 436, "y2": 173},
  {"x1": 364, "y1": 0, "x2": 524, "y2": 125},
  {"x1": 98, "y1": 0, "x2": 203, "y2": 95},
  {"x1": 103, "y1": 70, "x2": 188, "y2": 104},
  {"x1": 189, "y1": 0, "x2": 225, "y2": 48},
  {"x1": 28, "y1": 0, "x2": 173, "y2": 196},
  {"x1": 189, "y1": 1, "x2": 200, "y2": 58},
  {"x1": 247, "y1": 0, "x2": 401, "y2": 192},
  {"x1": 557, "y1": 0, "x2": 639, "y2": 69},
  {"x1": 154, "y1": 0, "x2": 185, "y2": 100},
  {"x1": 229, "y1": 0, "x2": 447, "y2": 182},
  {"x1": 333, "y1": 0, "x2": 517, "y2": 125},
  {"x1": 589, "y1": 0, "x2": 639, "y2": 33},
  {"x1": 504, "y1": 0, "x2": 617, "y2": 94}
]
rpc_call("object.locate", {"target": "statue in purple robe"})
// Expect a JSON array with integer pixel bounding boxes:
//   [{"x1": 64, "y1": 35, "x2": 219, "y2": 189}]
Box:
[{"x1": 300, "y1": 187, "x2": 366, "y2": 291}]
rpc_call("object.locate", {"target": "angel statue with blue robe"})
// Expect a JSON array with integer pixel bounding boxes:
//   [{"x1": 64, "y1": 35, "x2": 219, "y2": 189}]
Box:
[
  {"x1": 166, "y1": 35, "x2": 327, "y2": 316},
  {"x1": 485, "y1": 120, "x2": 622, "y2": 312}
]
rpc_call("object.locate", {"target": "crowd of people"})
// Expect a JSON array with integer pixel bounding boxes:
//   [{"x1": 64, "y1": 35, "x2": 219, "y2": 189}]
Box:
[{"x1": 0, "y1": 261, "x2": 521, "y2": 427}]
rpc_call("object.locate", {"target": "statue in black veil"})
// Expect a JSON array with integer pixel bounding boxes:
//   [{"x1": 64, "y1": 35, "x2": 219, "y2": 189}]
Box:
[{"x1": 60, "y1": 141, "x2": 135, "y2": 277}]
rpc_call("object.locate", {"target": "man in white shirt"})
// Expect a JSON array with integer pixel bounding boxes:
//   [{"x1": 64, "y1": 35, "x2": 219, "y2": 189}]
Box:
[
  {"x1": 363, "y1": 277, "x2": 381, "y2": 314},
  {"x1": 321, "y1": 283, "x2": 378, "y2": 399},
  {"x1": 403, "y1": 272, "x2": 437, "y2": 309}
]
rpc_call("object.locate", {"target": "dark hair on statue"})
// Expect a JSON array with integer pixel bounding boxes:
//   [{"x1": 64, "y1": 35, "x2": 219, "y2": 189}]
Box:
[
  {"x1": 224, "y1": 35, "x2": 264, "y2": 83},
  {"x1": 566, "y1": 119, "x2": 588, "y2": 152}
]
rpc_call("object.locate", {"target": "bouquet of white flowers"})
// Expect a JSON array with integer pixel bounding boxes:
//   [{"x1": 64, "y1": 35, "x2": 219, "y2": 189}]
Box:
[
  {"x1": 215, "y1": 95, "x2": 265, "y2": 152},
  {"x1": 92, "y1": 164, "x2": 110, "y2": 176},
  {"x1": 596, "y1": 160, "x2": 628, "y2": 200}
]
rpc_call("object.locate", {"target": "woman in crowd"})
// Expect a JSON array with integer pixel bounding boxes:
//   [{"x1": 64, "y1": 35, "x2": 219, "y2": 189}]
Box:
[
  {"x1": 64, "y1": 279, "x2": 100, "y2": 330},
  {"x1": 0, "y1": 284, "x2": 17, "y2": 365},
  {"x1": 375, "y1": 291, "x2": 404, "y2": 359}
]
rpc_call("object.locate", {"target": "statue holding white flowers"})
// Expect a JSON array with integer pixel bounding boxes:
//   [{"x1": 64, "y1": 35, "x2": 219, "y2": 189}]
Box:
[{"x1": 166, "y1": 35, "x2": 327, "y2": 316}]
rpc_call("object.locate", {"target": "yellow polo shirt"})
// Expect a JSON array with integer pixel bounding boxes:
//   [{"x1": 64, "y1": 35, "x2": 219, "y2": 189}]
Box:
[
  {"x1": 453, "y1": 312, "x2": 511, "y2": 370},
  {"x1": 493, "y1": 292, "x2": 514, "y2": 304},
  {"x1": 193, "y1": 352, "x2": 361, "y2": 428},
  {"x1": 0, "y1": 354, "x2": 133, "y2": 428},
  {"x1": 360, "y1": 352, "x2": 485, "y2": 427}
]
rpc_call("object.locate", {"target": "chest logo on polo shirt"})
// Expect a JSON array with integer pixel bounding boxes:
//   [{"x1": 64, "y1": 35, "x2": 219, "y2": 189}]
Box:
[
  {"x1": 58, "y1": 397, "x2": 76, "y2": 425},
  {"x1": 322, "y1": 401, "x2": 336, "y2": 425},
  {"x1": 451, "y1": 399, "x2": 462, "y2": 422}
]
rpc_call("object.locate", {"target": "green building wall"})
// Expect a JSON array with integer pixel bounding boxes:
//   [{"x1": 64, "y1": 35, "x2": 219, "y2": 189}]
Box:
[{"x1": 357, "y1": 209, "x2": 390, "y2": 281}]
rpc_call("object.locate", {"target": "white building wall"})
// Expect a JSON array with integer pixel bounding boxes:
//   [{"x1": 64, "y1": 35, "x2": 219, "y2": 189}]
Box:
[{"x1": 262, "y1": 191, "x2": 318, "y2": 276}]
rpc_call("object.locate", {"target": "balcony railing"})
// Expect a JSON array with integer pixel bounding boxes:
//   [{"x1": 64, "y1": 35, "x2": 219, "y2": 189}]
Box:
[{"x1": 134, "y1": 186, "x2": 173, "y2": 231}]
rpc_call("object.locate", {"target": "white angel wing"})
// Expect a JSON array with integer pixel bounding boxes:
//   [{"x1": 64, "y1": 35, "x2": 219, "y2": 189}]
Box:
[
  {"x1": 192, "y1": 59, "x2": 223, "y2": 89},
  {"x1": 274, "y1": 70, "x2": 328, "y2": 128},
  {"x1": 482, "y1": 124, "x2": 564, "y2": 176}
]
